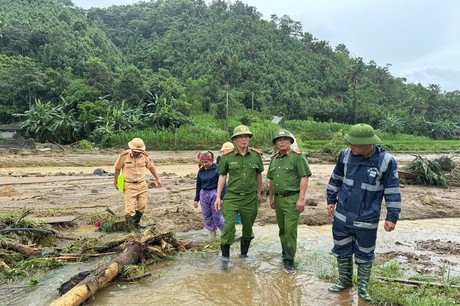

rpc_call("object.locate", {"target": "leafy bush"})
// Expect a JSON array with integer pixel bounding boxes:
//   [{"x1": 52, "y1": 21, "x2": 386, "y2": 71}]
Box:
[
  {"x1": 321, "y1": 130, "x2": 346, "y2": 157},
  {"x1": 406, "y1": 155, "x2": 448, "y2": 188},
  {"x1": 70, "y1": 140, "x2": 93, "y2": 150},
  {"x1": 379, "y1": 115, "x2": 405, "y2": 134},
  {"x1": 248, "y1": 122, "x2": 280, "y2": 150},
  {"x1": 282, "y1": 120, "x2": 350, "y2": 140}
]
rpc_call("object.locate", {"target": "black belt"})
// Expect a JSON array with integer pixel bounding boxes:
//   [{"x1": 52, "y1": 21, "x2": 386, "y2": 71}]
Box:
[
  {"x1": 275, "y1": 191, "x2": 299, "y2": 197},
  {"x1": 125, "y1": 181, "x2": 141, "y2": 184}
]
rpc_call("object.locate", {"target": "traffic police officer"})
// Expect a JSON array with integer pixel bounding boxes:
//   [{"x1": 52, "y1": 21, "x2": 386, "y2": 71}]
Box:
[
  {"x1": 114, "y1": 138, "x2": 162, "y2": 232},
  {"x1": 267, "y1": 130, "x2": 311, "y2": 271},
  {"x1": 215, "y1": 125, "x2": 264, "y2": 267}
]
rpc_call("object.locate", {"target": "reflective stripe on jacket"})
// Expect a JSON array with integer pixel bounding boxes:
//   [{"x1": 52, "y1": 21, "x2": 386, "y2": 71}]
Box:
[{"x1": 326, "y1": 145, "x2": 401, "y2": 227}]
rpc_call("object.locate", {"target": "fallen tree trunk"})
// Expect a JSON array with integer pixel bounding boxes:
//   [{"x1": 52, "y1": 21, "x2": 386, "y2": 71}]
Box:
[
  {"x1": 50, "y1": 229, "x2": 200, "y2": 305},
  {"x1": 50, "y1": 241, "x2": 143, "y2": 306},
  {"x1": 0, "y1": 240, "x2": 33, "y2": 257}
]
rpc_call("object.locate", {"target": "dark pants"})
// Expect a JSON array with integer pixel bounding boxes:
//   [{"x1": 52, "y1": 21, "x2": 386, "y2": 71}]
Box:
[{"x1": 331, "y1": 219, "x2": 377, "y2": 263}]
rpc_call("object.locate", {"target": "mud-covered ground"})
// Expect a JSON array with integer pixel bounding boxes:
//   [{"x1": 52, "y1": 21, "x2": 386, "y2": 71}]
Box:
[{"x1": 1, "y1": 148, "x2": 459, "y2": 234}]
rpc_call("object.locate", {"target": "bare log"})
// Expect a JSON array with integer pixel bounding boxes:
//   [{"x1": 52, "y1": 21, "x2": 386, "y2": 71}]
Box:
[
  {"x1": 50, "y1": 230, "x2": 200, "y2": 305},
  {"x1": 0, "y1": 240, "x2": 33, "y2": 257},
  {"x1": 50, "y1": 241, "x2": 143, "y2": 306}
]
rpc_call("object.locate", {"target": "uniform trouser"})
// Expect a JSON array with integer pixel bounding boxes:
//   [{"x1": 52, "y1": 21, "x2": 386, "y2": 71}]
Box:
[
  {"x1": 123, "y1": 182, "x2": 148, "y2": 217},
  {"x1": 221, "y1": 192, "x2": 258, "y2": 245},
  {"x1": 331, "y1": 218, "x2": 377, "y2": 263},
  {"x1": 274, "y1": 194, "x2": 300, "y2": 265},
  {"x1": 200, "y1": 189, "x2": 224, "y2": 231}
]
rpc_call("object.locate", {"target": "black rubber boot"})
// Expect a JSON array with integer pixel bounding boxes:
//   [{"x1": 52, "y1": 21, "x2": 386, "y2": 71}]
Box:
[
  {"x1": 133, "y1": 211, "x2": 143, "y2": 229},
  {"x1": 221, "y1": 244, "x2": 230, "y2": 258},
  {"x1": 125, "y1": 215, "x2": 135, "y2": 233},
  {"x1": 240, "y1": 240, "x2": 251, "y2": 258},
  {"x1": 283, "y1": 260, "x2": 295, "y2": 272},
  {"x1": 358, "y1": 262, "x2": 373, "y2": 302},
  {"x1": 220, "y1": 244, "x2": 230, "y2": 271},
  {"x1": 328, "y1": 256, "x2": 353, "y2": 292}
]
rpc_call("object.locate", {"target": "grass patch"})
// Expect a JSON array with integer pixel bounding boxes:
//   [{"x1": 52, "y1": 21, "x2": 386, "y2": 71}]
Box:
[
  {"x1": 371, "y1": 259, "x2": 460, "y2": 305},
  {"x1": 308, "y1": 255, "x2": 460, "y2": 305},
  {"x1": 374, "y1": 259, "x2": 403, "y2": 278}
]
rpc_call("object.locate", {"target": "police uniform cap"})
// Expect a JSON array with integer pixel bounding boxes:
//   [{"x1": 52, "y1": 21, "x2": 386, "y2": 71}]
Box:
[
  {"x1": 272, "y1": 130, "x2": 295, "y2": 144},
  {"x1": 344, "y1": 124, "x2": 381, "y2": 145},
  {"x1": 231, "y1": 125, "x2": 253, "y2": 139}
]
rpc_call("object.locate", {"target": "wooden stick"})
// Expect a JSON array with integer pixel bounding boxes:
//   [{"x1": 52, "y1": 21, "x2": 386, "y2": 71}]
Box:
[
  {"x1": 376, "y1": 276, "x2": 460, "y2": 288},
  {"x1": 56, "y1": 252, "x2": 117, "y2": 260}
]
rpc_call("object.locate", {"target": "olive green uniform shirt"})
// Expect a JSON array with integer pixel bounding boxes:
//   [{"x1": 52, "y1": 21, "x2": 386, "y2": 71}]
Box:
[
  {"x1": 217, "y1": 148, "x2": 264, "y2": 194},
  {"x1": 267, "y1": 150, "x2": 312, "y2": 194}
]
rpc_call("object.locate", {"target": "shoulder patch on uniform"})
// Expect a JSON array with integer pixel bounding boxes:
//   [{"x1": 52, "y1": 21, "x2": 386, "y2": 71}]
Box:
[
  {"x1": 120, "y1": 150, "x2": 130, "y2": 156},
  {"x1": 223, "y1": 149, "x2": 234, "y2": 155},
  {"x1": 292, "y1": 149, "x2": 302, "y2": 154},
  {"x1": 251, "y1": 147, "x2": 263, "y2": 154}
]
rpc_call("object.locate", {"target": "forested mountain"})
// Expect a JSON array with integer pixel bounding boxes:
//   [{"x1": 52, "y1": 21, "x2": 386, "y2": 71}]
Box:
[{"x1": 0, "y1": 0, "x2": 459, "y2": 144}]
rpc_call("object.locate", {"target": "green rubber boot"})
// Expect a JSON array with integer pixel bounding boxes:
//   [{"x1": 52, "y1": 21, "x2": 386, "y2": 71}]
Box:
[
  {"x1": 328, "y1": 256, "x2": 353, "y2": 292},
  {"x1": 357, "y1": 262, "x2": 373, "y2": 302}
]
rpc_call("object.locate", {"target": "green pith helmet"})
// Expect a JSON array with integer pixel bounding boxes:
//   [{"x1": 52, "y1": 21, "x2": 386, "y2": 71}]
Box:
[
  {"x1": 231, "y1": 125, "x2": 253, "y2": 139},
  {"x1": 344, "y1": 123, "x2": 381, "y2": 145},
  {"x1": 272, "y1": 130, "x2": 294, "y2": 144}
]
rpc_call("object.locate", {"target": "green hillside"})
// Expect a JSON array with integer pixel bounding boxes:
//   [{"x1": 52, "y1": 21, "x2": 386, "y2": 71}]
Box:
[{"x1": 0, "y1": 0, "x2": 459, "y2": 146}]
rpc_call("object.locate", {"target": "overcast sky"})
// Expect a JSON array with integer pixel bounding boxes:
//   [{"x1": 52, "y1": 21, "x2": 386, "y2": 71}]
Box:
[{"x1": 73, "y1": 0, "x2": 460, "y2": 92}]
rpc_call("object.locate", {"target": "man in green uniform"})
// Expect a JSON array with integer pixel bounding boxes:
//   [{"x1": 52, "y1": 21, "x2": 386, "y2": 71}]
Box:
[
  {"x1": 215, "y1": 125, "x2": 264, "y2": 268},
  {"x1": 267, "y1": 130, "x2": 312, "y2": 271}
]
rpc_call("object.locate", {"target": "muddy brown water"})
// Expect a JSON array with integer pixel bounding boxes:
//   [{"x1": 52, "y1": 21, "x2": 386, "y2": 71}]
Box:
[
  {"x1": 1, "y1": 152, "x2": 459, "y2": 305},
  {"x1": 2, "y1": 218, "x2": 459, "y2": 306}
]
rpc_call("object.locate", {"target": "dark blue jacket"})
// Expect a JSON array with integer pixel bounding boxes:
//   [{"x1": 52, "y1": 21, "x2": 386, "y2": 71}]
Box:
[
  {"x1": 326, "y1": 145, "x2": 401, "y2": 228},
  {"x1": 194, "y1": 163, "x2": 225, "y2": 201}
]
